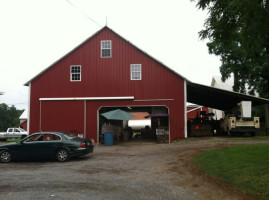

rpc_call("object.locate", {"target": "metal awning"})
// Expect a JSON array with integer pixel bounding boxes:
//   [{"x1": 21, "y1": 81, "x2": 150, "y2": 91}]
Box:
[{"x1": 187, "y1": 81, "x2": 269, "y2": 111}]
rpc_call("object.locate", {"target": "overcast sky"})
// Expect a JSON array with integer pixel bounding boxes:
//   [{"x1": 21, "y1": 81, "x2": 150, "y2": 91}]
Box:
[{"x1": 0, "y1": 0, "x2": 221, "y2": 110}]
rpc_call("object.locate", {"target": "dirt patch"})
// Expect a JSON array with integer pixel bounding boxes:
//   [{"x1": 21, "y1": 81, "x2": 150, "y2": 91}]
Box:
[{"x1": 169, "y1": 138, "x2": 265, "y2": 200}]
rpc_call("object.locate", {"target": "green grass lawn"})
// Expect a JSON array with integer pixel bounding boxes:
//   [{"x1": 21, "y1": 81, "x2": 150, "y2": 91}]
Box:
[
  {"x1": 7, "y1": 138, "x2": 20, "y2": 142},
  {"x1": 230, "y1": 136, "x2": 269, "y2": 141},
  {"x1": 193, "y1": 144, "x2": 269, "y2": 199}
]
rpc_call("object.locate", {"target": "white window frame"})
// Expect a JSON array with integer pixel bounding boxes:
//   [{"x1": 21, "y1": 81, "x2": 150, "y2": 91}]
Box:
[
  {"x1": 130, "y1": 64, "x2": 142, "y2": 80},
  {"x1": 101, "y1": 40, "x2": 112, "y2": 58},
  {"x1": 70, "y1": 65, "x2": 81, "y2": 82}
]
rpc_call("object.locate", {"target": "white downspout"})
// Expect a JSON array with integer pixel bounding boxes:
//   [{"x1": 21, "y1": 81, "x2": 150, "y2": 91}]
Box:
[
  {"x1": 84, "y1": 100, "x2": 86, "y2": 138},
  {"x1": 184, "y1": 80, "x2": 187, "y2": 138},
  {"x1": 27, "y1": 83, "x2": 31, "y2": 133},
  {"x1": 39, "y1": 101, "x2": 42, "y2": 131}
]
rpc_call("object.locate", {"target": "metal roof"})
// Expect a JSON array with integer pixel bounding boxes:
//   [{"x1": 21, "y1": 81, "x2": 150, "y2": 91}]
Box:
[
  {"x1": 187, "y1": 81, "x2": 269, "y2": 111},
  {"x1": 22, "y1": 26, "x2": 269, "y2": 111}
]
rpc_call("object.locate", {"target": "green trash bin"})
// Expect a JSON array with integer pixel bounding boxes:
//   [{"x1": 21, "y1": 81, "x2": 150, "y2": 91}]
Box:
[{"x1": 104, "y1": 132, "x2": 114, "y2": 146}]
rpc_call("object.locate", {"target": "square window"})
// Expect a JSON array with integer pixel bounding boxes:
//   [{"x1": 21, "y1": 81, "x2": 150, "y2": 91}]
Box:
[
  {"x1": 101, "y1": 40, "x2": 112, "y2": 58},
  {"x1": 70, "y1": 65, "x2": 81, "y2": 81},
  {"x1": 130, "y1": 64, "x2": 142, "y2": 80}
]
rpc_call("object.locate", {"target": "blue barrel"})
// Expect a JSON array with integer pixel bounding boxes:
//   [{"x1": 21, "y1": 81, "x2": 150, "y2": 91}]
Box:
[{"x1": 104, "y1": 132, "x2": 114, "y2": 146}]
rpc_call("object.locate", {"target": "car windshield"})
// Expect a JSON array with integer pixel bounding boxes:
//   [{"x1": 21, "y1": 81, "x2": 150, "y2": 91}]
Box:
[
  {"x1": 18, "y1": 128, "x2": 26, "y2": 132},
  {"x1": 62, "y1": 132, "x2": 77, "y2": 140},
  {"x1": 24, "y1": 134, "x2": 42, "y2": 142}
]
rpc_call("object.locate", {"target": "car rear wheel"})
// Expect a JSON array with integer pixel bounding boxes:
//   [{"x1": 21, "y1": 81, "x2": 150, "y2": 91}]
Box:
[
  {"x1": 0, "y1": 151, "x2": 12, "y2": 163},
  {"x1": 56, "y1": 149, "x2": 70, "y2": 162}
]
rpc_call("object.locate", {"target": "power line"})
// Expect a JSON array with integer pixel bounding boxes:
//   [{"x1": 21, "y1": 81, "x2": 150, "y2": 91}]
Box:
[
  {"x1": 4, "y1": 102, "x2": 28, "y2": 106},
  {"x1": 65, "y1": 0, "x2": 102, "y2": 28}
]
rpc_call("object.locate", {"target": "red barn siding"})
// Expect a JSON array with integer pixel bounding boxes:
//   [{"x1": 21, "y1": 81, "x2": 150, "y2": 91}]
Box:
[
  {"x1": 187, "y1": 106, "x2": 209, "y2": 119},
  {"x1": 27, "y1": 27, "x2": 186, "y2": 142},
  {"x1": 19, "y1": 120, "x2": 27, "y2": 131},
  {"x1": 40, "y1": 101, "x2": 84, "y2": 133}
]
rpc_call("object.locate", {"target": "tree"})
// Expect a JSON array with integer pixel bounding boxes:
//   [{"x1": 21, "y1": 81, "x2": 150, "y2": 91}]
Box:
[
  {"x1": 192, "y1": 0, "x2": 269, "y2": 98},
  {"x1": 0, "y1": 104, "x2": 24, "y2": 131}
]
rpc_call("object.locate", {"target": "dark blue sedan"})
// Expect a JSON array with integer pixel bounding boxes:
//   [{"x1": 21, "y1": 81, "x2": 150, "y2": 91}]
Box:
[{"x1": 0, "y1": 132, "x2": 94, "y2": 163}]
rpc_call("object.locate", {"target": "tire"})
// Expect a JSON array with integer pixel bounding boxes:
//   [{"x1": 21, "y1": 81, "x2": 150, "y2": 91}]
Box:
[
  {"x1": 56, "y1": 149, "x2": 70, "y2": 162},
  {"x1": 0, "y1": 150, "x2": 12, "y2": 163}
]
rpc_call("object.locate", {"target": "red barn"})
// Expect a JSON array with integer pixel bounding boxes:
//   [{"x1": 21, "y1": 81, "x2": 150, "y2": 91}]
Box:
[
  {"x1": 25, "y1": 26, "x2": 188, "y2": 143},
  {"x1": 187, "y1": 105, "x2": 209, "y2": 120}
]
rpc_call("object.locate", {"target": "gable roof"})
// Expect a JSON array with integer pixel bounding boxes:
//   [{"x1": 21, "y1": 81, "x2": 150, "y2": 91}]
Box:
[
  {"x1": 211, "y1": 76, "x2": 259, "y2": 97},
  {"x1": 24, "y1": 26, "x2": 188, "y2": 86},
  {"x1": 211, "y1": 76, "x2": 234, "y2": 91},
  {"x1": 19, "y1": 108, "x2": 28, "y2": 120}
]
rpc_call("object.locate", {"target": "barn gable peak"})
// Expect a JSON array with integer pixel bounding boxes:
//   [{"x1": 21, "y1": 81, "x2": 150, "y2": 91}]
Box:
[{"x1": 24, "y1": 26, "x2": 188, "y2": 86}]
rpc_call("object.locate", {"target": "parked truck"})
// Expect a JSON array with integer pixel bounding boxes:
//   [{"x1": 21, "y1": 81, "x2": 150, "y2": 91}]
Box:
[
  {"x1": 222, "y1": 101, "x2": 260, "y2": 136},
  {"x1": 0, "y1": 128, "x2": 28, "y2": 141}
]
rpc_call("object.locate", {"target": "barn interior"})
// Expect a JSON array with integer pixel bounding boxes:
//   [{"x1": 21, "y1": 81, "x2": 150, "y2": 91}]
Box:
[{"x1": 98, "y1": 106, "x2": 169, "y2": 144}]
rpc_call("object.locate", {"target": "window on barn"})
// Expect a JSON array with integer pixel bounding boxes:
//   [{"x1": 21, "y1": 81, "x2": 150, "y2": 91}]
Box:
[
  {"x1": 130, "y1": 64, "x2": 142, "y2": 80},
  {"x1": 70, "y1": 65, "x2": 81, "y2": 81},
  {"x1": 101, "y1": 40, "x2": 112, "y2": 58}
]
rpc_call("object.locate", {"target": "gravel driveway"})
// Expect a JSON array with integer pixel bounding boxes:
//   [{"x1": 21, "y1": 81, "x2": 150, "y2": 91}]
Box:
[{"x1": 0, "y1": 137, "x2": 266, "y2": 200}]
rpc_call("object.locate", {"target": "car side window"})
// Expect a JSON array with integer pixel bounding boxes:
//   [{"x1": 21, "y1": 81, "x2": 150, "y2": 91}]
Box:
[
  {"x1": 8, "y1": 129, "x2": 13, "y2": 132},
  {"x1": 43, "y1": 134, "x2": 53, "y2": 141},
  {"x1": 53, "y1": 135, "x2": 61, "y2": 141},
  {"x1": 43, "y1": 134, "x2": 61, "y2": 141},
  {"x1": 25, "y1": 134, "x2": 43, "y2": 142},
  {"x1": 15, "y1": 129, "x2": 20, "y2": 132}
]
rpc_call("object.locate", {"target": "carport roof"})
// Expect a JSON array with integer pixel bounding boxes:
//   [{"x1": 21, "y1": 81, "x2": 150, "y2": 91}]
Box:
[{"x1": 187, "y1": 81, "x2": 269, "y2": 111}]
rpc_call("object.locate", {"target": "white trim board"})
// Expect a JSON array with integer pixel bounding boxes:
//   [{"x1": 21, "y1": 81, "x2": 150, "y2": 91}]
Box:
[{"x1": 39, "y1": 96, "x2": 134, "y2": 101}]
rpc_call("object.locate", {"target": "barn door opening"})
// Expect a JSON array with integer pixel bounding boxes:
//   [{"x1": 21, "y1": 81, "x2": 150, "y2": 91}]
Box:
[{"x1": 97, "y1": 106, "x2": 169, "y2": 144}]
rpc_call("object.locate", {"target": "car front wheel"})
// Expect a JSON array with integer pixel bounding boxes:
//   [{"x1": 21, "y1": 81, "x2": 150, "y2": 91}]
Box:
[
  {"x1": 0, "y1": 151, "x2": 12, "y2": 163},
  {"x1": 56, "y1": 149, "x2": 70, "y2": 162}
]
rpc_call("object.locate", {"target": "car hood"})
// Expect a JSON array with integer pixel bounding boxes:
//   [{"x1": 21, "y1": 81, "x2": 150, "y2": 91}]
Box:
[{"x1": 0, "y1": 142, "x2": 20, "y2": 148}]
